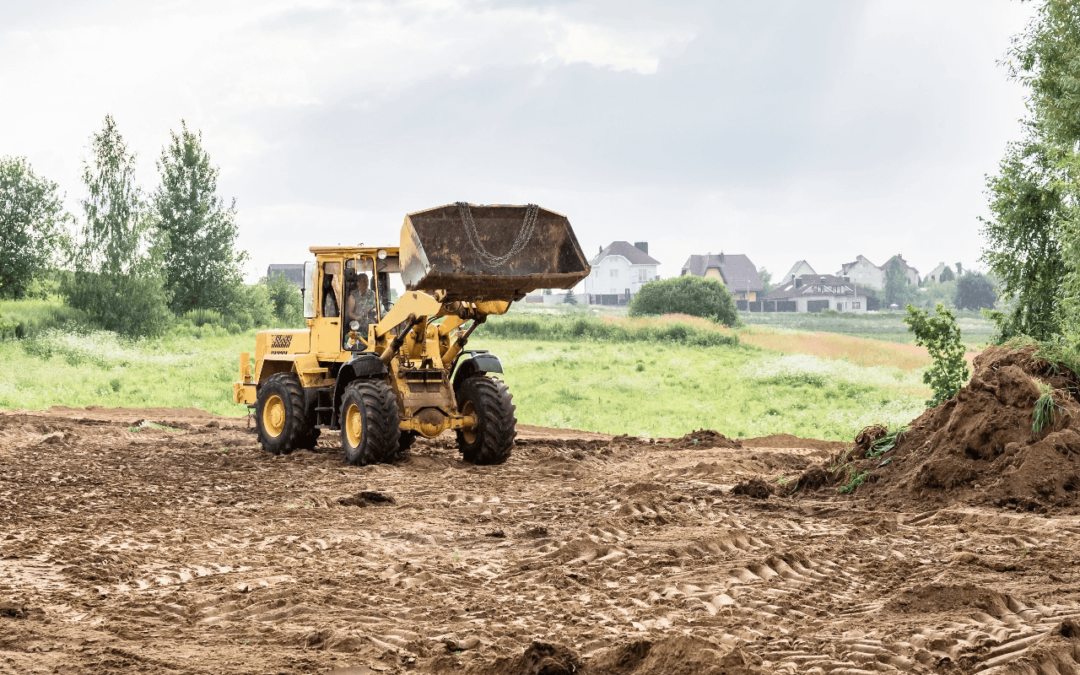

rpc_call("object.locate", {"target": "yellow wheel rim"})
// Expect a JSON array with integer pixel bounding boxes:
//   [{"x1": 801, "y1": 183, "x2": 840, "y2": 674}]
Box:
[
  {"x1": 264, "y1": 394, "x2": 286, "y2": 438},
  {"x1": 345, "y1": 403, "x2": 364, "y2": 447},
  {"x1": 461, "y1": 400, "x2": 477, "y2": 444}
]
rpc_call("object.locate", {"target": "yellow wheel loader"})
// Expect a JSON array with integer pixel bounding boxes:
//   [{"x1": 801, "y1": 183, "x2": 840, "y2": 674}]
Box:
[{"x1": 233, "y1": 203, "x2": 590, "y2": 465}]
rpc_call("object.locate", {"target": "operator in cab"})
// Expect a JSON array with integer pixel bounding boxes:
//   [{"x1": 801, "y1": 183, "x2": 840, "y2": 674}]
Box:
[{"x1": 347, "y1": 272, "x2": 378, "y2": 335}]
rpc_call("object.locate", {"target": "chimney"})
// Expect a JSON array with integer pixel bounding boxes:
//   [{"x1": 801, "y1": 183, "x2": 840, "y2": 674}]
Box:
[
  {"x1": 599, "y1": 245, "x2": 602, "y2": 254},
  {"x1": 634, "y1": 241, "x2": 649, "y2": 255}
]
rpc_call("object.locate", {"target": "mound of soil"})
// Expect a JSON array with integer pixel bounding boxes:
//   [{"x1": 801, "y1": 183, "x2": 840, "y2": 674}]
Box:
[
  {"x1": 885, "y1": 583, "x2": 1025, "y2": 617},
  {"x1": 338, "y1": 491, "x2": 395, "y2": 507},
  {"x1": 732, "y1": 478, "x2": 773, "y2": 500},
  {"x1": 588, "y1": 636, "x2": 768, "y2": 675},
  {"x1": 668, "y1": 429, "x2": 742, "y2": 449},
  {"x1": 798, "y1": 346, "x2": 1080, "y2": 511}
]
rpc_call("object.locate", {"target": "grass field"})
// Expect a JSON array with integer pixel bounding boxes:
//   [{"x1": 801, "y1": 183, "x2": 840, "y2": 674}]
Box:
[
  {"x1": 0, "y1": 308, "x2": 929, "y2": 440},
  {"x1": 738, "y1": 309, "x2": 997, "y2": 346}
]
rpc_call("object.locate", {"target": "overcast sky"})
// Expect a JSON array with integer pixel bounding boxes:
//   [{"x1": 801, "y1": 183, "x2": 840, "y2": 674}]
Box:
[{"x1": 1, "y1": 0, "x2": 1035, "y2": 284}]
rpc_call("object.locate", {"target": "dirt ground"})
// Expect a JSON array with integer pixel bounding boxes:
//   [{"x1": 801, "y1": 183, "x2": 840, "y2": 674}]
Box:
[{"x1": 2, "y1": 406, "x2": 1080, "y2": 674}]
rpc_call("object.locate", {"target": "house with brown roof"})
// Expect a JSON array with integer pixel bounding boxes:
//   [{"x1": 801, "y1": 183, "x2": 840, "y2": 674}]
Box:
[
  {"x1": 579, "y1": 241, "x2": 660, "y2": 305},
  {"x1": 764, "y1": 273, "x2": 871, "y2": 313},
  {"x1": 680, "y1": 253, "x2": 763, "y2": 302}
]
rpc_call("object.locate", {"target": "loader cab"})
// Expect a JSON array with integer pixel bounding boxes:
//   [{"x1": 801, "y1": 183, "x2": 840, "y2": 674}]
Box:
[{"x1": 307, "y1": 247, "x2": 403, "y2": 356}]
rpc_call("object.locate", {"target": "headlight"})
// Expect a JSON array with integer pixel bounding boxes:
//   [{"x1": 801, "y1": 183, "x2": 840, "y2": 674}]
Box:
[
  {"x1": 377, "y1": 249, "x2": 387, "y2": 260},
  {"x1": 350, "y1": 321, "x2": 360, "y2": 331}
]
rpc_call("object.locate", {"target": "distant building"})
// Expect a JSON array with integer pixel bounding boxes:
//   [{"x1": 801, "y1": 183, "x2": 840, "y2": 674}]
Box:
[
  {"x1": 781, "y1": 260, "x2": 816, "y2": 285},
  {"x1": 836, "y1": 255, "x2": 884, "y2": 290},
  {"x1": 267, "y1": 264, "x2": 305, "y2": 288},
  {"x1": 580, "y1": 241, "x2": 660, "y2": 305},
  {"x1": 680, "y1": 253, "x2": 763, "y2": 302},
  {"x1": 925, "y1": 262, "x2": 952, "y2": 283},
  {"x1": 764, "y1": 273, "x2": 871, "y2": 313}
]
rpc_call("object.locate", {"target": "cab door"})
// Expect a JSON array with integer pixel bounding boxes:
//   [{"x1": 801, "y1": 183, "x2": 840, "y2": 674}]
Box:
[{"x1": 313, "y1": 260, "x2": 344, "y2": 355}]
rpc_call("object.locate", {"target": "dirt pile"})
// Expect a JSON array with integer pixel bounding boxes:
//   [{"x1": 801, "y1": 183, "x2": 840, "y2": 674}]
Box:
[
  {"x1": 799, "y1": 346, "x2": 1080, "y2": 511},
  {"x1": 668, "y1": 429, "x2": 742, "y2": 449}
]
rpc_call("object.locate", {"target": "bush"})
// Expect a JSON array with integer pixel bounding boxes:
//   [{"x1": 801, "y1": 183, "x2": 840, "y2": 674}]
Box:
[
  {"x1": 954, "y1": 273, "x2": 997, "y2": 311},
  {"x1": 0, "y1": 298, "x2": 91, "y2": 340},
  {"x1": 904, "y1": 303, "x2": 970, "y2": 407},
  {"x1": 62, "y1": 271, "x2": 173, "y2": 338},
  {"x1": 628, "y1": 276, "x2": 739, "y2": 326}
]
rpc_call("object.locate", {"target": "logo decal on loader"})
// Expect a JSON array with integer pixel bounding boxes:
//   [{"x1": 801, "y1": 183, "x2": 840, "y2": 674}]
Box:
[{"x1": 271, "y1": 334, "x2": 293, "y2": 349}]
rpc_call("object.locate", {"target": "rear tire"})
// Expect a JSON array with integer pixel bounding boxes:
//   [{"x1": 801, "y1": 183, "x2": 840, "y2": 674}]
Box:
[
  {"x1": 340, "y1": 379, "x2": 402, "y2": 466},
  {"x1": 255, "y1": 373, "x2": 310, "y2": 456},
  {"x1": 456, "y1": 376, "x2": 516, "y2": 465}
]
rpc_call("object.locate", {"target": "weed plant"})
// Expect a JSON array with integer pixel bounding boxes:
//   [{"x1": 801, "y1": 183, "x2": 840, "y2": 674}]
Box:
[{"x1": 1033, "y1": 381, "x2": 1057, "y2": 434}]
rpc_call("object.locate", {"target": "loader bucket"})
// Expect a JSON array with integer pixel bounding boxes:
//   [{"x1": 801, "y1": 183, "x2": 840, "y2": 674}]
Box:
[{"x1": 399, "y1": 203, "x2": 591, "y2": 302}]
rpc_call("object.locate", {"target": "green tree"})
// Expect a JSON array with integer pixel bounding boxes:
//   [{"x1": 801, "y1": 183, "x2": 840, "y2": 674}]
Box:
[
  {"x1": 758, "y1": 267, "x2": 773, "y2": 295},
  {"x1": 904, "y1": 303, "x2": 970, "y2": 408},
  {"x1": 979, "y1": 139, "x2": 1066, "y2": 341},
  {"x1": 64, "y1": 115, "x2": 172, "y2": 337},
  {"x1": 955, "y1": 273, "x2": 997, "y2": 311},
  {"x1": 563, "y1": 288, "x2": 577, "y2": 305},
  {"x1": 628, "y1": 275, "x2": 739, "y2": 326},
  {"x1": 884, "y1": 258, "x2": 910, "y2": 307},
  {"x1": 265, "y1": 272, "x2": 304, "y2": 326},
  {"x1": 939, "y1": 266, "x2": 955, "y2": 282},
  {"x1": 153, "y1": 120, "x2": 246, "y2": 314},
  {"x1": 0, "y1": 157, "x2": 70, "y2": 299}
]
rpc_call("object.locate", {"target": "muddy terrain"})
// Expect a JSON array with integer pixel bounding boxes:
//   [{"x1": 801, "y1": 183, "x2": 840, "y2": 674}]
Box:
[{"x1": 1, "y1": 405, "x2": 1079, "y2": 674}]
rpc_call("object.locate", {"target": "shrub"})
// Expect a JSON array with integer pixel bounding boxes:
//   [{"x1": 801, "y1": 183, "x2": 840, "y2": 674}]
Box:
[
  {"x1": 628, "y1": 276, "x2": 739, "y2": 326},
  {"x1": 903, "y1": 303, "x2": 970, "y2": 407}
]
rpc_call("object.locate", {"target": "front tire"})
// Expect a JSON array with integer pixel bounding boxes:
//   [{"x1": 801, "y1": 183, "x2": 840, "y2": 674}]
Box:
[
  {"x1": 340, "y1": 379, "x2": 401, "y2": 466},
  {"x1": 456, "y1": 376, "x2": 516, "y2": 465},
  {"x1": 255, "y1": 373, "x2": 310, "y2": 455}
]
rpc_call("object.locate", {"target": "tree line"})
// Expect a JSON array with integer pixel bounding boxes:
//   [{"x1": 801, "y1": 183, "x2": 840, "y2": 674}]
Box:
[
  {"x1": 0, "y1": 115, "x2": 301, "y2": 336},
  {"x1": 981, "y1": 0, "x2": 1080, "y2": 345}
]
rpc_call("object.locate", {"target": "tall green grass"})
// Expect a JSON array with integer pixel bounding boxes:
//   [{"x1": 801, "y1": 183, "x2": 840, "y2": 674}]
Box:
[
  {"x1": 476, "y1": 314, "x2": 740, "y2": 347},
  {"x1": 0, "y1": 298, "x2": 91, "y2": 340},
  {"x1": 739, "y1": 309, "x2": 996, "y2": 345}
]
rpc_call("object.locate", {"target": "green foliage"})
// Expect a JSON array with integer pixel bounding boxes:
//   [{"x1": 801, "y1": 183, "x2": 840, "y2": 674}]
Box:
[
  {"x1": 0, "y1": 298, "x2": 90, "y2": 340},
  {"x1": 758, "y1": 267, "x2": 773, "y2": 295},
  {"x1": 954, "y1": 273, "x2": 998, "y2": 311},
  {"x1": 1033, "y1": 381, "x2": 1058, "y2": 434},
  {"x1": 884, "y1": 257, "x2": 913, "y2": 307},
  {"x1": 628, "y1": 275, "x2": 739, "y2": 326},
  {"x1": 563, "y1": 288, "x2": 577, "y2": 306},
  {"x1": 939, "y1": 266, "x2": 955, "y2": 283},
  {"x1": 838, "y1": 468, "x2": 869, "y2": 494},
  {"x1": 740, "y1": 308, "x2": 996, "y2": 345},
  {"x1": 909, "y1": 280, "x2": 957, "y2": 311},
  {"x1": 867, "y1": 426, "x2": 909, "y2": 458},
  {"x1": 264, "y1": 273, "x2": 304, "y2": 327},
  {"x1": 979, "y1": 139, "x2": 1066, "y2": 342},
  {"x1": 903, "y1": 303, "x2": 970, "y2": 407},
  {"x1": 476, "y1": 314, "x2": 741, "y2": 347},
  {"x1": 0, "y1": 157, "x2": 71, "y2": 299},
  {"x1": 153, "y1": 121, "x2": 247, "y2": 314},
  {"x1": 65, "y1": 116, "x2": 172, "y2": 337}
]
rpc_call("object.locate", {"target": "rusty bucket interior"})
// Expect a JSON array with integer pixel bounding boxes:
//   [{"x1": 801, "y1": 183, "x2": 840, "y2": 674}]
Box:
[{"x1": 399, "y1": 203, "x2": 591, "y2": 302}]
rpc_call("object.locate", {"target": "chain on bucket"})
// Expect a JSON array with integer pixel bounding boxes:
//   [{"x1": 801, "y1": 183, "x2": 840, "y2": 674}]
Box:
[{"x1": 457, "y1": 202, "x2": 540, "y2": 269}]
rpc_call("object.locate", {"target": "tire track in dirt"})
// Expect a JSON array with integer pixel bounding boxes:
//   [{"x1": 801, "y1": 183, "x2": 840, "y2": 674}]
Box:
[{"x1": 1, "y1": 409, "x2": 1079, "y2": 673}]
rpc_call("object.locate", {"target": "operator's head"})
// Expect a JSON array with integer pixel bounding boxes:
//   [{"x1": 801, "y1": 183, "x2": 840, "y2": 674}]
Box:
[{"x1": 358, "y1": 273, "x2": 369, "y2": 291}]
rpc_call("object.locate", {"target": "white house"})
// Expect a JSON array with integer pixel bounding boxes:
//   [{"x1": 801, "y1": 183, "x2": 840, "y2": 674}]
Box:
[
  {"x1": 580, "y1": 241, "x2": 660, "y2": 305},
  {"x1": 764, "y1": 274, "x2": 871, "y2": 313},
  {"x1": 836, "y1": 255, "x2": 884, "y2": 290},
  {"x1": 781, "y1": 260, "x2": 816, "y2": 285}
]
